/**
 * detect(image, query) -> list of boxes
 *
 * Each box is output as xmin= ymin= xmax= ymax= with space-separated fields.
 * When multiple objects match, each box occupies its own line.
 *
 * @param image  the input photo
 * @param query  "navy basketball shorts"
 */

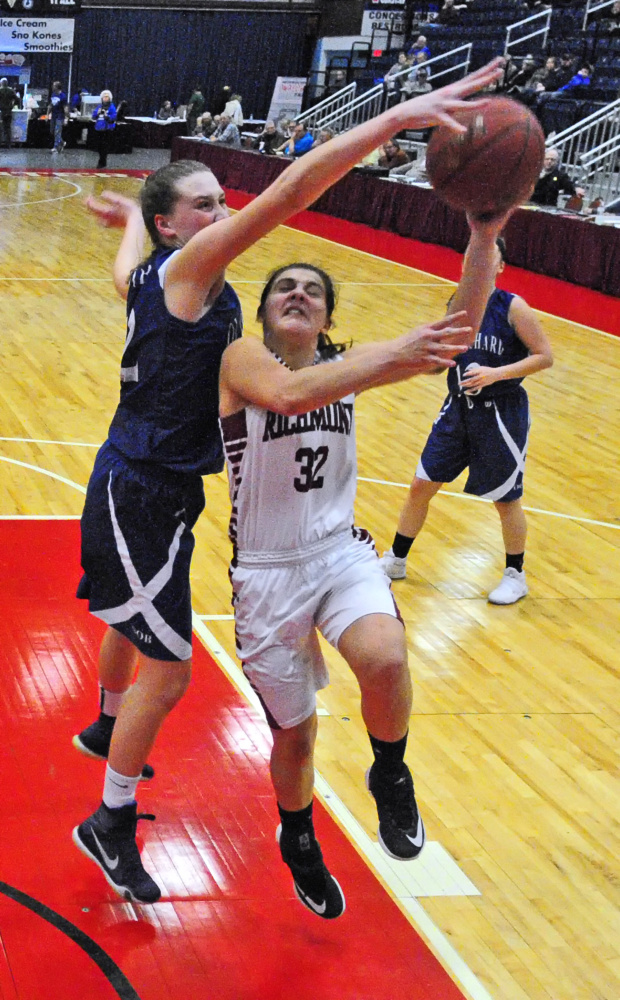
xmin=78 ymin=443 xmax=205 ymax=661
xmin=416 ymin=388 xmax=530 ymax=502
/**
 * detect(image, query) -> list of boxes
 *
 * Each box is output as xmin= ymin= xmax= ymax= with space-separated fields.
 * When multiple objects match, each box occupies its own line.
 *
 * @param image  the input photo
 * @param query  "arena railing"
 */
xmin=578 ymin=132 xmax=620 ymax=204
xmin=582 ymin=0 xmax=618 ymax=31
xmin=295 ymin=82 xmax=358 ymax=131
xmin=504 ymin=8 xmax=552 ymax=57
xmin=546 ymin=98 xmax=620 ymax=174
xmin=311 ymin=44 xmax=473 ymax=136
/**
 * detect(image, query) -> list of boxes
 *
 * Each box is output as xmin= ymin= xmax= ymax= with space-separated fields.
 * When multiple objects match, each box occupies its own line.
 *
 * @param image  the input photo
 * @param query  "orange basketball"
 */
xmin=426 ymin=96 xmax=545 ymax=217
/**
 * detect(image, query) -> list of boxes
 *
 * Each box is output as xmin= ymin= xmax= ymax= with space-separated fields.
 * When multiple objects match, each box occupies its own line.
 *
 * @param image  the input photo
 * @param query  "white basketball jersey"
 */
xmin=221 ymin=358 xmax=357 ymax=563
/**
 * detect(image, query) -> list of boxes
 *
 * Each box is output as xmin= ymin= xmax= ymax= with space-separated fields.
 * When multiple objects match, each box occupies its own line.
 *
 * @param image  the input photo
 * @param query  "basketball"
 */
xmin=426 ymin=96 xmax=545 ymax=217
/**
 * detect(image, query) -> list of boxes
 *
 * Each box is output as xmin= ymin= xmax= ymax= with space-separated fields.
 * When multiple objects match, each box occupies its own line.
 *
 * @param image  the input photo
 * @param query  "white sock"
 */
xmin=103 ymin=764 xmax=140 ymax=809
xmin=100 ymin=686 xmax=126 ymax=718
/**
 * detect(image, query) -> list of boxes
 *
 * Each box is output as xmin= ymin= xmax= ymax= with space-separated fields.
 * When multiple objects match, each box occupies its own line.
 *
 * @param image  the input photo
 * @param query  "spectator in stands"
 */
xmin=408 ymin=35 xmax=431 ymax=62
xmin=402 ymin=66 xmax=433 ymax=100
xmin=47 ymin=80 xmax=68 ymax=154
xmin=389 ymin=153 xmax=428 ymax=182
xmin=378 ymin=138 xmax=409 ymax=170
xmin=199 ymin=112 xmax=217 ymax=137
xmin=529 ymin=56 xmax=560 ymax=91
xmin=558 ymin=63 xmax=592 ymax=94
xmin=92 ymin=89 xmax=117 ymax=169
xmin=0 ymin=77 xmax=18 ymax=148
xmin=590 ymin=0 xmax=620 ymax=32
xmin=530 ymin=147 xmax=584 ymax=206
xmin=224 ymin=93 xmax=244 ymax=127
xmin=157 ymin=101 xmax=174 ymax=121
xmin=253 ymin=119 xmax=285 ymax=154
xmin=385 ymin=52 xmax=412 ymax=104
xmin=506 ymin=54 xmax=538 ymax=93
xmin=555 ymin=52 xmax=577 ymax=89
xmin=326 ymin=69 xmax=347 ymax=97
xmin=209 ymin=113 xmax=241 ymax=148
xmin=438 ymin=0 xmax=468 ymax=26
xmin=186 ymin=85 xmax=205 ymax=136
xmin=276 ymin=122 xmax=314 ymax=157
xmin=313 ymin=128 xmax=334 ymax=147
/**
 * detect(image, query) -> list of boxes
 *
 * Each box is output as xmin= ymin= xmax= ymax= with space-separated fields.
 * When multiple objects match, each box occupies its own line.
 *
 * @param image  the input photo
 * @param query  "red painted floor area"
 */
xmin=0 ymin=520 xmax=467 ymax=1000
xmin=225 ymin=188 xmax=620 ymax=337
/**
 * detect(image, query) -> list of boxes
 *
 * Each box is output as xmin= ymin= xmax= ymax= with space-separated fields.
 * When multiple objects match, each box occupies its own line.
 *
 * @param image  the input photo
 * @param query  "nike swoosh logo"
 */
xmin=92 ymin=829 xmax=120 ymax=870
xmin=405 ymin=818 xmax=425 ymax=848
xmin=295 ymin=883 xmax=326 ymax=915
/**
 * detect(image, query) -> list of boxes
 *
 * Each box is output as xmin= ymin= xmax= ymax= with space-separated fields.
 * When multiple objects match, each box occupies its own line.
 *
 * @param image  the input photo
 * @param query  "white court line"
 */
xmin=0 ymin=277 xmax=110 ymax=283
xmin=192 ymin=614 xmax=492 ymax=1000
xmin=0 ymin=440 xmax=617 ymax=532
xmin=0 ymin=175 xmax=82 ymax=209
xmin=0 ymin=514 xmax=81 ymax=519
xmin=0 ymin=456 xmax=86 ymax=494
xmin=358 ymin=477 xmax=620 ymax=531
xmin=195 ymin=614 xmax=235 ymax=621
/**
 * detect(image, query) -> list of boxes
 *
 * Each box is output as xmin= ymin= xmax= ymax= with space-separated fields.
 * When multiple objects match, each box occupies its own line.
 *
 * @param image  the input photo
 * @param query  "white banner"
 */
xmin=362 ymin=10 xmax=406 ymax=37
xmin=0 ymin=17 xmax=74 ymax=52
xmin=266 ymin=77 xmax=306 ymax=126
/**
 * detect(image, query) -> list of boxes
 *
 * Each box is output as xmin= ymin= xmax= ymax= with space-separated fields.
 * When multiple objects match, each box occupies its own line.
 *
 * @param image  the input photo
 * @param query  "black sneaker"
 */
xmin=73 ymin=714 xmax=155 ymax=781
xmin=277 ymin=824 xmax=345 ymax=919
xmin=366 ymin=763 xmax=426 ymax=860
xmin=73 ymin=801 xmax=161 ymax=904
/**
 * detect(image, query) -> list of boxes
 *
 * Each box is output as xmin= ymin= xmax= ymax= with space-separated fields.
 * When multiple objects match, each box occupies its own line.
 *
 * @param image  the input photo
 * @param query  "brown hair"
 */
xmin=140 ymin=160 xmax=214 ymax=246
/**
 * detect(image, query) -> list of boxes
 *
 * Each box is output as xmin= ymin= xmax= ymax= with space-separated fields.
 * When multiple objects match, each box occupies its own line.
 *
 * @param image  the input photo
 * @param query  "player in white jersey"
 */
xmin=219 ymin=239 xmax=507 ymax=918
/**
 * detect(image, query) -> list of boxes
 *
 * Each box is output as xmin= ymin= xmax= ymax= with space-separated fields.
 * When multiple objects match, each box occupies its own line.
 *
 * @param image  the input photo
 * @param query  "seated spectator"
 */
xmin=530 ymin=148 xmax=584 ymax=206
xmin=378 ymin=138 xmax=409 ymax=170
xmin=506 ymin=54 xmax=538 ymax=92
xmin=385 ymin=52 xmax=412 ymax=100
xmin=401 ymin=66 xmax=432 ymax=99
xmin=197 ymin=111 xmax=217 ymax=137
xmin=209 ymin=113 xmax=241 ymax=147
xmin=590 ymin=0 xmax=620 ymax=31
xmin=437 ymin=0 xmax=468 ymax=25
xmin=555 ymin=52 xmax=577 ymax=89
xmin=253 ymin=119 xmax=285 ymax=154
xmin=224 ymin=93 xmax=244 ymax=126
xmin=313 ymin=128 xmax=334 ymax=147
xmin=389 ymin=153 xmax=428 ymax=182
xmin=157 ymin=101 xmax=174 ymax=121
xmin=407 ymin=35 xmax=430 ymax=62
xmin=528 ymin=56 xmax=560 ymax=91
xmin=276 ymin=122 xmax=314 ymax=157
xmin=558 ymin=63 xmax=592 ymax=94
xmin=325 ymin=69 xmax=347 ymax=97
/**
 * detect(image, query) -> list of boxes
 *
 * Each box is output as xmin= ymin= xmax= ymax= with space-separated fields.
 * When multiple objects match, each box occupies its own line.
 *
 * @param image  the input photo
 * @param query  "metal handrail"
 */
xmin=577 ymin=133 xmax=620 ymax=203
xmin=314 ymin=44 xmax=472 ymax=134
xmin=504 ymin=8 xmax=552 ymax=55
xmin=295 ymin=82 xmax=357 ymax=127
xmin=583 ymin=0 xmax=617 ymax=30
xmin=546 ymin=98 xmax=620 ymax=146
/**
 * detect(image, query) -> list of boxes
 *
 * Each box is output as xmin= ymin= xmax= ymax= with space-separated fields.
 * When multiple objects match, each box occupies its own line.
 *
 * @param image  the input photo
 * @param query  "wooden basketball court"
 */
xmin=0 ymin=168 xmax=618 ymax=1000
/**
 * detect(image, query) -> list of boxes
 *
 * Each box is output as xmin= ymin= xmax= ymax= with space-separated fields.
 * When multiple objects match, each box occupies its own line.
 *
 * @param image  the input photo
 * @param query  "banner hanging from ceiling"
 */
xmin=0 ymin=16 xmax=74 ymax=51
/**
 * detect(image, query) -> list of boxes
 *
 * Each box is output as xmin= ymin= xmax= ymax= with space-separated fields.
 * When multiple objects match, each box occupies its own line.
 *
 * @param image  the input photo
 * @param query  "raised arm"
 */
xmin=219 ymin=312 xmax=474 ymax=417
xmin=85 ymin=192 xmax=146 ymax=300
xmin=447 ymin=210 xmax=513 ymax=335
xmin=168 ymin=59 xmax=504 ymax=316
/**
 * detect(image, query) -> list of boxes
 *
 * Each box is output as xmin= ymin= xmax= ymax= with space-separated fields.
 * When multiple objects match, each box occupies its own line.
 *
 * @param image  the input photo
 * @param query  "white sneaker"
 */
xmin=488 ymin=567 xmax=528 ymax=605
xmin=380 ymin=548 xmax=408 ymax=580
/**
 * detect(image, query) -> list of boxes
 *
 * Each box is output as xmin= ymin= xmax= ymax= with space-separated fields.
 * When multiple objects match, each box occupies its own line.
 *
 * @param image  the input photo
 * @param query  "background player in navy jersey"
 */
xmin=381 ymin=231 xmax=553 ymax=604
xmin=218 ymin=235 xmax=508 ymax=918
xmin=71 ymin=57 xmax=504 ymax=906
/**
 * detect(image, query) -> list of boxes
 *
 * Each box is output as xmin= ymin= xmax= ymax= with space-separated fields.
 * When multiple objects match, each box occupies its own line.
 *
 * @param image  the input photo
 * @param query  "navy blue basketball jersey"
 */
xmin=447 ymin=289 xmax=528 ymax=399
xmin=108 ymin=248 xmax=242 ymax=475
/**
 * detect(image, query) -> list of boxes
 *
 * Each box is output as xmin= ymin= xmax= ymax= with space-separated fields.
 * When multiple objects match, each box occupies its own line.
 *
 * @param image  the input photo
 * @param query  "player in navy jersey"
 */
xmin=381 ymin=230 xmax=553 ymax=604
xmin=70 ymin=57 xmax=505 ymax=905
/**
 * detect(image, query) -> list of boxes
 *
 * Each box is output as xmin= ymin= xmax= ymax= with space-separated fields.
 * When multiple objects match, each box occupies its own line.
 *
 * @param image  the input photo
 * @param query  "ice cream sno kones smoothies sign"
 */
xmin=0 ymin=17 xmax=74 ymax=52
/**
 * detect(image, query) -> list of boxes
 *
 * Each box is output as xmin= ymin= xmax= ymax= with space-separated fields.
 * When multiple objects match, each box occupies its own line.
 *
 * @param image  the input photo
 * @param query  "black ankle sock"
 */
xmin=368 ymin=731 xmax=408 ymax=774
xmin=392 ymin=532 xmax=414 ymax=559
xmin=506 ymin=552 xmax=524 ymax=573
xmin=278 ymin=801 xmax=314 ymax=834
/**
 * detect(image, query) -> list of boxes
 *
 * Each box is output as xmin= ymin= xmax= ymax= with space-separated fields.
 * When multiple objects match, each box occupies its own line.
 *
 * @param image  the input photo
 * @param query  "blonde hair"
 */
xmin=100 ymin=89 xmax=113 ymax=101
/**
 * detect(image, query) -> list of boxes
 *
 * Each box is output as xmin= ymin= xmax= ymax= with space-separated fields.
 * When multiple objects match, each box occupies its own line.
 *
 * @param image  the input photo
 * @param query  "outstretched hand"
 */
xmin=398 ymin=311 xmax=474 ymax=373
xmin=402 ymin=58 xmax=504 ymax=132
xmin=86 ymin=191 xmax=141 ymax=228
